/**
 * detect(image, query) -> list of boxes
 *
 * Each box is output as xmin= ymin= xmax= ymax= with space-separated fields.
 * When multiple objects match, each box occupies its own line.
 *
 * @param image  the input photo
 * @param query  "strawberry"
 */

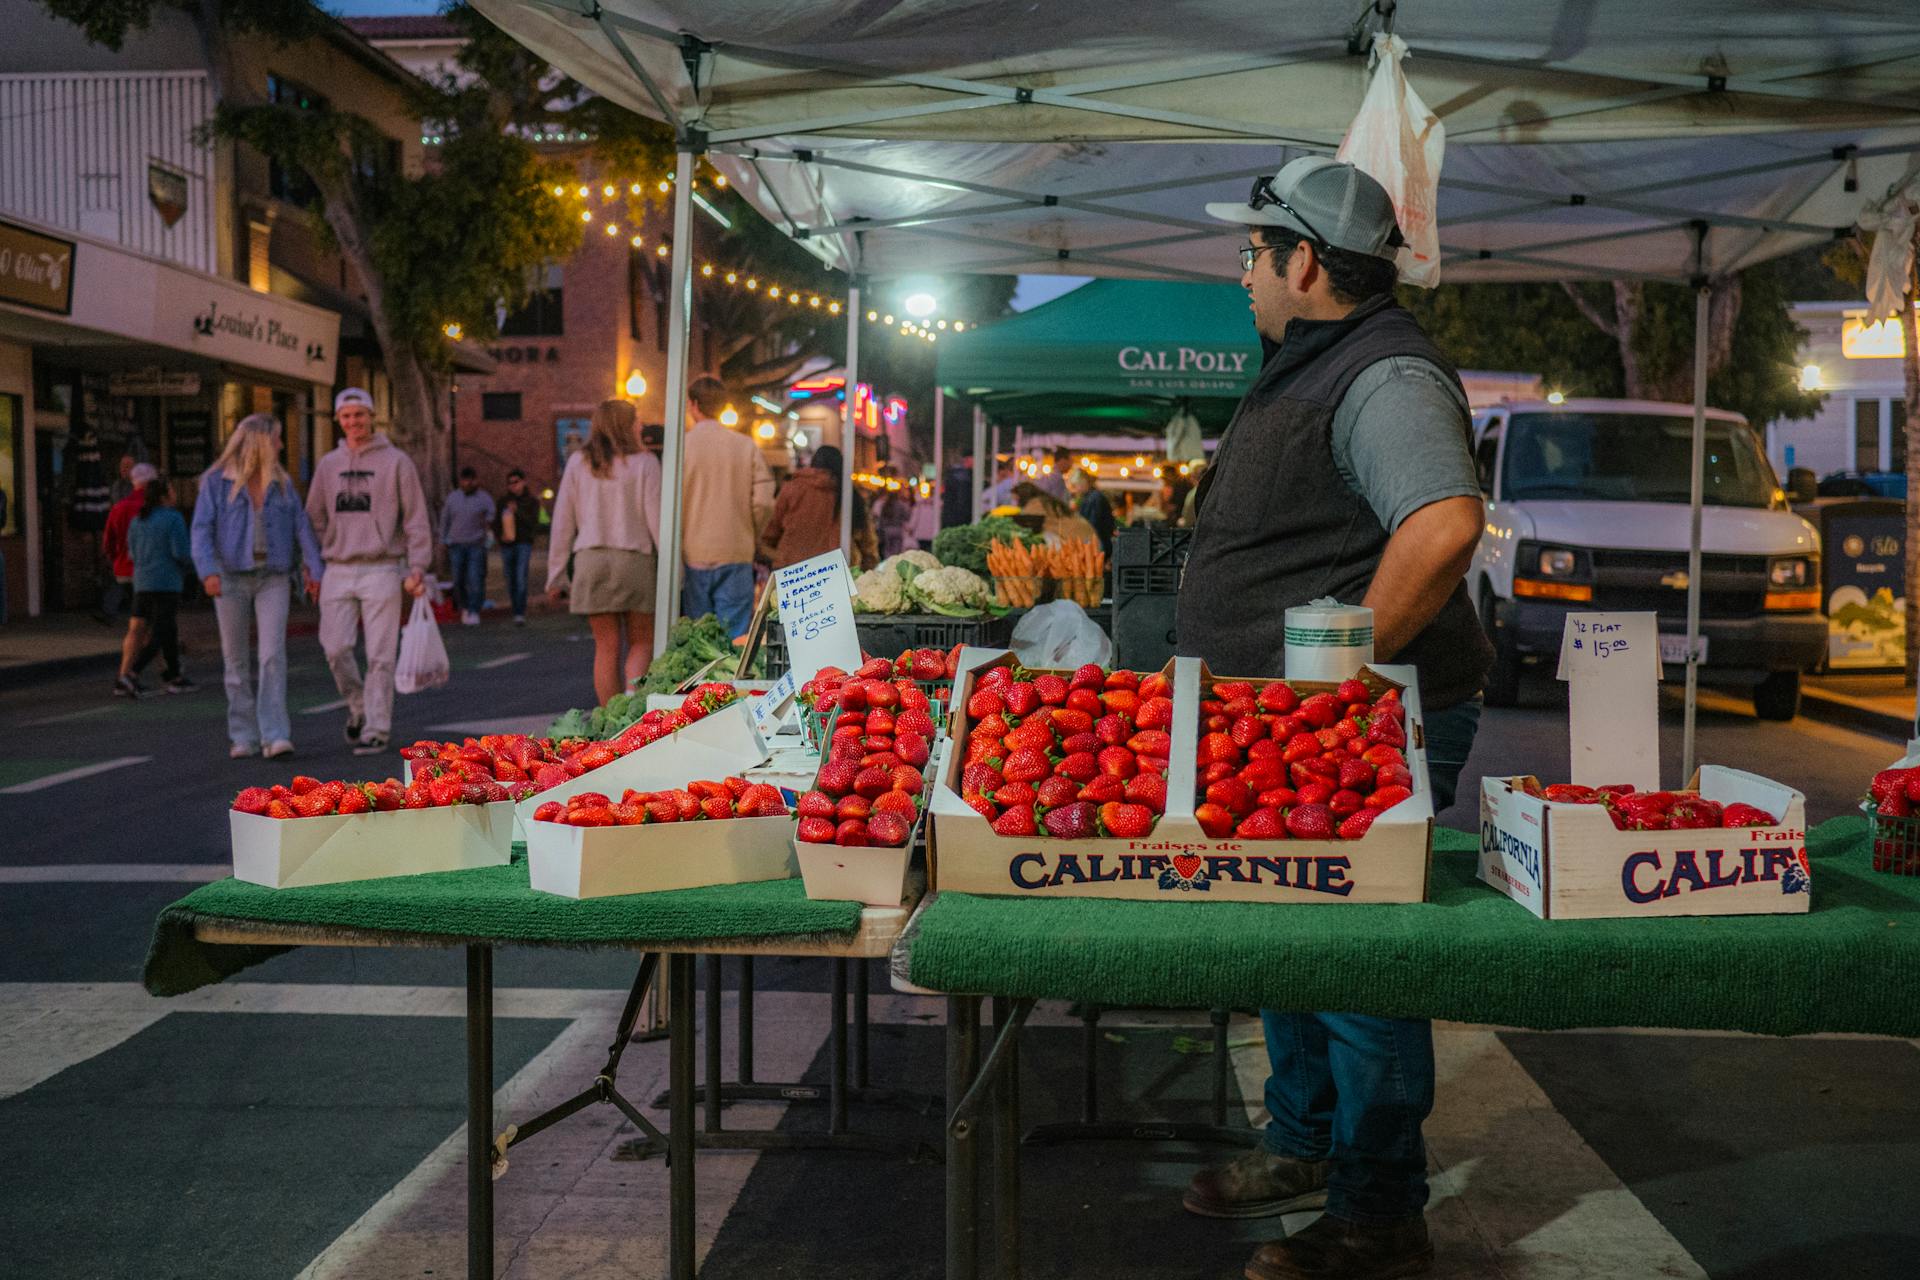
xmin=737 ymin=784 xmax=786 ymax=817
xmin=1364 ymin=715 xmax=1406 ymax=748
xmin=910 ymin=648 xmax=947 ymax=682
xmin=890 ymin=766 xmax=926 ymax=796
xmin=1328 ymin=789 xmax=1364 ymax=817
xmin=1043 ymin=800 xmax=1098 ymax=839
xmin=701 ymin=795 xmax=735 ymax=820
xmin=899 ymin=683 xmax=931 ymax=716
xmin=1069 ymin=663 xmax=1104 ymax=692
xmin=1065 ymin=689 xmax=1105 ymax=721
xmin=1137 ymin=672 xmax=1172 ymax=700
xmin=798 ymin=789 xmax=838 ymax=819
xmin=1377 ymin=764 xmax=1414 ymax=791
xmin=894 ymin=733 xmax=932 ymax=768
xmin=872 ymin=790 xmax=919 ymax=818
xmin=836 ymin=794 xmax=873 ymax=821
xmin=1228 ymin=715 xmax=1266 ymax=749
xmin=428 ymin=774 xmax=465 ymax=807
xmin=978 ymin=664 xmax=1014 ymax=689
xmin=1095 ymin=714 xmax=1132 ymax=746
xmin=1721 ymin=802 xmax=1778 ymax=828
xmin=1872 ymin=768 xmax=1915 ymax=804
xmin=1100 ymin=689 xmax=1140 ymax=718
xmin=1256 ymin=786 xmax=1298 ymax=809
xmin=1004 ymin=721 xmax=1054 ymax=753
xmin=1542 ymin=784 xmax=1603 ymax=804
xmin=1335 ymin=678 xmax=1371 ymax=706
xmin=1281 ymin=733 xmax=1321 ymax=765
xmin=817 ymin=760 xmax=860 ymax=797
xmin=1098 ymin=802 xmax=1154 ymax=838
xmin=644 ymin=799 xmax=680 ymax=823
xmin=1337 ymin=809 xmax=1380 ymax=840
xmin=896 ymin=709 xmax=938 ymax=739
xmin=232 ymin=787 xmax=272 ymax=815
xmin=1050 ymin=708 xmax=1094 ymax=736
xmin=667 ymin=789 xmax=701 ymax=820
xmin=1365 ymin=785 xmax=1413 ymax=811
xmin=1037 ymin=775 xmax=1080 ymax=808
xmin=1096 ymin=746 xmax=1138 ymax=779
xmin=867 ymin=812 xmax=912 ymax=847
xmin=1056 ymin=751 xmax=1099 ymax=782
xmin=1256 ymin=682 xmax=1300 ymax=714
xmin=1201 ymin=760 xmax=1238 ymax=788
xmin=991 ymin=804 xmax=1039 ymax=837
xmin=533 ymin=800 xmax=564 ymax=822
xmin=1105 ymin=669 xmax=1141 ymax=691
xmin=567 ymin=806 xmax=617 ymax=826
xmin=867 ymin=681 xmax=900 ymax=710
xmin=1297 ymin=693 xmax=1342 ymax=729
xmin=265 ymin=799 xmax=298 ymax=819
xmin=1205 ymin=776 xmax=1253 ymax=815
xmin=967 ymin=688 xmax=1006 ymax=719
xmin=835 ymin=818 xmax=873 ymax=846
xmin=1002 ymin=749 xmax=1051 ymax=784
xmin=1079 ymin=775 xmax=1126 ymax=804
xmin=1135 ymin=697 xmax=1174 ymax=730
xmin=289 ymin=774 xmax=324 ymax=796
xmin=994 ymin=779 xmax=1036 ymax=808
xmin=292 ymin=791 xmax=336 ymax=818
xmin=1003 ymin=682 xmax=1041 ymax=717
xmin=1613 ymin=794 xmax=1671 ymax=830
xmin=1194 ymin=802 xmax=1234 ymax=838
xmin=337 ymin=786 xmax=372 ymax=815
xmin=1060 ymin=732 xmax=1104 ymax=756
xmin=966 ymin=733 xmax=1007 ymax=764
xmin=966 ymin=793 xmax=1002 ymax=821
xmin=1246 ymin=738 xmax=1282 ymax=760
xmin=1033 ymin=673 xmax=1069 ymax=705
xmin=1284 ymin=803 xmax=1334 ymax=840
xmin=1240 ymin=757 xmax=1286 ymax=792
xmin=576 ymin=744 xmax=617 ymax=770
xmin=1235 ymin=807 xmax=1284 ymax=840
xmin=1878 ymin=791 xmax=1911 ymax=817
xmin=1666 ymin=796 xmax=1723 ymax=829
xmin=1123 ymin=772 xmax=1167 ymax=813
xmin=1198 ymin=732 xmax=1240 ymax=766
xmin=1337 ymin=758 xmax=1376 ymax=792
xmin=533 ymin=763 xmax=570 ymax=791
xmin=865 ymin=709 xmax=897 ymax=736
xmin=857 ymin=658 xmax=894 ymax=681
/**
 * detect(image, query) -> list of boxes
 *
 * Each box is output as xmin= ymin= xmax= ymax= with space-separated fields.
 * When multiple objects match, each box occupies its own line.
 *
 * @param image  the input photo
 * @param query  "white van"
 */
xmin=1469 ymin=399 xmax=1825 ymax=720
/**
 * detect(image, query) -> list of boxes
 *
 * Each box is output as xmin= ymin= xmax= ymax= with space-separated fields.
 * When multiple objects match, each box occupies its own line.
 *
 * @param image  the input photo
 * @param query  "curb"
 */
xmin=1799 ymin=688 xmax=1912 ymax=742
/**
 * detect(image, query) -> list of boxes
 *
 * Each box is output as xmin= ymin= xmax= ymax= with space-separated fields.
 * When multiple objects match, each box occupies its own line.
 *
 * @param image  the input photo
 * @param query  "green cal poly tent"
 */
xmin=937 ymin=279 xmax=1260 ymax=435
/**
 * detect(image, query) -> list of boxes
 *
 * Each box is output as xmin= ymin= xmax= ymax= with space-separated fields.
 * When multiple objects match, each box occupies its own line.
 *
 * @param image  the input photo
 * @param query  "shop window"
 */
xmin=266 ymin=75 xmax=327 ymax=206
xmin=1854 ymin=399 xmax=1880 ymax=472
xmin=482 ymin=393 xmax=523 ymax=421
xmin=1893 ymin=399 xmax=1908 ymax=470
xmin=501 ymin=265 xmax=564 ymax=336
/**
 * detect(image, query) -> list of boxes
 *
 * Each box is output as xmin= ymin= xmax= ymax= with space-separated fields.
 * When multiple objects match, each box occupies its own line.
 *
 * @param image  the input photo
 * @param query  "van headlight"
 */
xmin=1768 ymin=556 xmax=1813 ymax=588
xmin=1522 ymin=542 xmax=1590 ymax=578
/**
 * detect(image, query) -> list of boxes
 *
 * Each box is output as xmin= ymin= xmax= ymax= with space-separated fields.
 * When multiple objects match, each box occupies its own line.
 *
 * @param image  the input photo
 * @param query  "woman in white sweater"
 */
xmin=546 ymin=399 xmax=663 ymax=703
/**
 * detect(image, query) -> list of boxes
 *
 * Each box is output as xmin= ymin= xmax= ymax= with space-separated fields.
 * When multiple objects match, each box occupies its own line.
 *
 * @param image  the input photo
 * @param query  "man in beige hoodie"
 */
xmin=679 ymin=374 xmax=773 ymax=639
xmin=306 ymin=388 xmax=432 ymax=755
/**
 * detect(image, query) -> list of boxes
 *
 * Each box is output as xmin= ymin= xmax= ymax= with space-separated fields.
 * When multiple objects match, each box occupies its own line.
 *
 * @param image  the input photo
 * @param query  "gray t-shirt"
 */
xmin=1330 ymin=356 xmax=1481 ymax=532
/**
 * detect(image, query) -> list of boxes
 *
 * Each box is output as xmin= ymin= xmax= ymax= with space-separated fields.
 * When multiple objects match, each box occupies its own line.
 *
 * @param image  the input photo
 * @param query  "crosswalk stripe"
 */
xmin=0 ymin=755 xmax=151 ymax=794
xmin=474 ymin=652 xmax=532 ymax=669
xmin=0 ymin=864 xmax=228 ymax=883
xmin=18 ymin=705 xmax=118 ymax=728
xmin=301 ymin=698 xmax=349 ymax=715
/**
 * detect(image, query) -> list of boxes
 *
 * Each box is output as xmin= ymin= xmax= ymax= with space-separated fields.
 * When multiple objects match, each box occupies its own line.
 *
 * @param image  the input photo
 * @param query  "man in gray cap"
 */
xmin=1176 ymin=156 xmax=1491 ymax=1279
xmin=306 ymin=387 xmax=431 ymax=755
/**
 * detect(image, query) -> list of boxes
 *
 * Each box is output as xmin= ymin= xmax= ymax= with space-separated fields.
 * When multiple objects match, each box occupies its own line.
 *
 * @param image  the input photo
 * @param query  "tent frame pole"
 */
xmin=653 ymin=146 xmax=697 ymax=657
xmin=971 ymin=406 xmax=986 ymax=518
xmin=843 ymin=277 xmax=862 ymax=554
xmin=933 ymin=389 xmax=945 ymax=523
xmin=1682 ymin=226 xmax=1710 ymax=785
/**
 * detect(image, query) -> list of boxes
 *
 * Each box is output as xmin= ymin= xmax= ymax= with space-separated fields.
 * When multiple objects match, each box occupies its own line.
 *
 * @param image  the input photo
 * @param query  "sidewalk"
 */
xmin=1801 ymin=672 xmax=1916 ymax=742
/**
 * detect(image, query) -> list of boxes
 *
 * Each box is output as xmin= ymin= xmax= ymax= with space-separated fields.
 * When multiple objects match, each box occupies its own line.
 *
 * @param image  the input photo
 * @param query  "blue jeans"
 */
xmin=1259 ymin=696 xmax=1482 ymax=1224
xmin=681 ymin=562 xmax=754 ymax=639
xmin=500 ymin=542 xmax=533 ymax=618
xmin=448 ymin=542 xmax=487 ymax=614
xmin=213 ymin=570 xmax=292 ymax=749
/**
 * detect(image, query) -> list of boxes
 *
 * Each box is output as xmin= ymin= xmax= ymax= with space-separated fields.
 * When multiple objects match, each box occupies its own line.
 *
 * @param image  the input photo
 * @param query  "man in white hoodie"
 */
xmin=306 ymin=388 xmax=432 ymax=755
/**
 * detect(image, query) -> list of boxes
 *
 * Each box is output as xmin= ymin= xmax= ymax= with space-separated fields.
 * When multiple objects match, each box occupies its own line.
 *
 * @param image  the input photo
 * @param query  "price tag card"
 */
xmin=752 ymin=670 xmax=799 ymax=734
xmin=773 ymin=549 xmax=863 ymax=689
xmin=1556 ymin=612 xmax=1660 ymax=791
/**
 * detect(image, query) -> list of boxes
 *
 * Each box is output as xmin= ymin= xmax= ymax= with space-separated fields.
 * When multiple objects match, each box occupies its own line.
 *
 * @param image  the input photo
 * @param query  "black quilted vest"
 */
xmin=1176 ymin=294 xmax=1493 ymax=708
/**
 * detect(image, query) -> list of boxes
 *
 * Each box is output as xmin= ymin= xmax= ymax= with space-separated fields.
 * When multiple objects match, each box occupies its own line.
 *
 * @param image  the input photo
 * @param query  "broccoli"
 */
xmin=933 ymin=517 xmax=1042 ymax=578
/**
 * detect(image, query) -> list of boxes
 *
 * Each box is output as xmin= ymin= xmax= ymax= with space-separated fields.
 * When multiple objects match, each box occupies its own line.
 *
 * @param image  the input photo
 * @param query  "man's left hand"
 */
xmin=404 ymin=572 xmax=426 ymax=598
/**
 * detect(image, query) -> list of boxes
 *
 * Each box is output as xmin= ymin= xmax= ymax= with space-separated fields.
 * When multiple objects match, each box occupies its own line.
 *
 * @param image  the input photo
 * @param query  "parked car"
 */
xmin=1815 ymin=470 xmax=1907 ymax=500
xmin=1469 ymin=399 xmax=1825 ymax=720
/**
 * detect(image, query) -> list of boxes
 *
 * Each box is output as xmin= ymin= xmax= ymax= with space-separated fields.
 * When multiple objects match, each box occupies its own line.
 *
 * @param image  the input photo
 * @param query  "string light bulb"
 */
xmin=829 ymin=302 xmax=841 ymax=315
xmin=655 ymin=243 xmax=669 ymax=257
xmin=551 ymin=184 xmax=565 ymax=197
xmin=701 ymin=264 xmax=714 ymax=277
xmin=624 ymin=371 xmax=648 ymax=397
xmin=576 ymin=184 xmax=589 ymax=198
xmin=601 ymin=183 xmax=615 ymax=198
xmin=657 ymin=179 xmax=671 ymax=193
xmin=953 ymin=322 xmax=965 ymax=332
xmin=719 ymin=406 xmax=740 ymax=427
xmin=605 ymin=222 xmax=619 ymax=235
xmin=630 ymin=234 xmax=644 ymax=247
xmin=883 ymin=314 xmax=895 ymax=325
xmin=746 ymin=277 xmax=759 ymax=290
xmin=714 ymin=173 xmax=728 ymax=187
xmin=809 ymin=296 xmax=821 ymax=308
xmin=866 ymin=310 xmax=878 ymax=321
xmin=726 ymin=272 xmax=739 ymax=284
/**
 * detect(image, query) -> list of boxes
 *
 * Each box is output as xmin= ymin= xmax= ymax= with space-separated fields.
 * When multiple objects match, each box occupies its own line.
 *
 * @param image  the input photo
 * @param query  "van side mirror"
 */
xmin=1786 ymin=467 xmax=1818 ymax=505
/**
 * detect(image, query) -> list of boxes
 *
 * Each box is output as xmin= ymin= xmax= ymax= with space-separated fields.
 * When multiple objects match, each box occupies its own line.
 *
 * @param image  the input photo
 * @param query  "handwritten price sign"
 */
xmin=1558 ymin=612 xmax=1659 ymax=791
xmin=773 ymin=550 xmax=862 ymax=688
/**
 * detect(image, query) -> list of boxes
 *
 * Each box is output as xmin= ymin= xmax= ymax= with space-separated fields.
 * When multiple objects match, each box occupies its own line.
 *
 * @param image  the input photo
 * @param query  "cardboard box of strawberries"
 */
xmin=928 ymin=650 xmax=1436 ymax=903
xmin=791 ymin=673 xmax=941 ymax=905
xmin=1479 ymin=767 xmax=1809 ymax=920
xmin=526 ymin=777 xmax=796 ymax=898
xmin=227 ymin=771 xmax=515 ymax=888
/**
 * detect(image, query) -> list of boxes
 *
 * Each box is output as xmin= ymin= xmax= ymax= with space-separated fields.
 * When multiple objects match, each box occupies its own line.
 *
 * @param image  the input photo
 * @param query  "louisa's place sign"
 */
xmin=1115 ymin=343 xmax=1257 ymax=395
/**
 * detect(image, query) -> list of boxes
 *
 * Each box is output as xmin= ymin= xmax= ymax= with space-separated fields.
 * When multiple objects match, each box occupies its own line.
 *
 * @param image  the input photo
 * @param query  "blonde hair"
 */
xmin=213 ymin=413 xmax=291 ymax=501
xmin=586 ymin=399 xmax=640 ymax=478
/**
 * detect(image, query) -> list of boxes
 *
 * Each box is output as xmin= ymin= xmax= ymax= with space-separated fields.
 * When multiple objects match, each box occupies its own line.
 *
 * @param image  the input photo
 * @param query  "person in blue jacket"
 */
xmin=191 ymin=413 xmax=324 ymax=759
xmin=118 ymin=478 xmax=197 ymax=698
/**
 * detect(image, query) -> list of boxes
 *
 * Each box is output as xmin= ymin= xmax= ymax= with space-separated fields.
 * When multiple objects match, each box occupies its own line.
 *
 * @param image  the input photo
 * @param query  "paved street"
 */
xmin=2 ymin=611 xmax=1917 ymax=1279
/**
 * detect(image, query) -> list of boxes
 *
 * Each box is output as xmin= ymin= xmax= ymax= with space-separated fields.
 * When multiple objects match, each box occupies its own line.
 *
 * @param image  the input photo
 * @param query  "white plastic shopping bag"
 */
xmin=1011 ymin=599 xmax=1113 ymax=670
xmin=1337 ymin=33 xmax=1444 ymax=288
xmin=1860 ymin=186 xmax=1918 ymax=322
xmin=395 ymin=593 xmax=451 ymax=694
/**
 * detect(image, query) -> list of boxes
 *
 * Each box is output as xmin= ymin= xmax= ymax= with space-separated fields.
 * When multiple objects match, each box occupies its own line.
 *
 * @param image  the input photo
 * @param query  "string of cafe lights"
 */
xmin=542 ymin=174 xmax=967 ymax=342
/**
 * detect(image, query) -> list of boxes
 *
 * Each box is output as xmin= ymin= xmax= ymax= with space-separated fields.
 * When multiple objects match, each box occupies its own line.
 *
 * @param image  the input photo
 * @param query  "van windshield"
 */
xmin=1500 ymin=412 xmax=1778 ymax=508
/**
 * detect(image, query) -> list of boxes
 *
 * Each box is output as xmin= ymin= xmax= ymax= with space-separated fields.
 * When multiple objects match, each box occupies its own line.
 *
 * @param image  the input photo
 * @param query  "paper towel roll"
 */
xmin=1284 ymin=600 xmax=1374 ymax=683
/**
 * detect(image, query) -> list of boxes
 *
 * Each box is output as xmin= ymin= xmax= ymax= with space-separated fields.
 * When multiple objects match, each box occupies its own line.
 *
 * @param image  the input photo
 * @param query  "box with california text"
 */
xmin=511 ymin=701 xmax=770 ymax=831
xmin=528 ymin=813 xmax=797 ymax=898
xmin=230 ymin=802 xmax=515 ymax=889
xmin=926 ymin=650 xmax=1434 ymax=902
xmin=1477 ymin=768 xmax=1810 ymax=919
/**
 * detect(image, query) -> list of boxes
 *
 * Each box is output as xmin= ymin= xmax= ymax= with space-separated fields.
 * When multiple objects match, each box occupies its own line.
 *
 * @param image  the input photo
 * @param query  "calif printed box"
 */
xmin=1478 ymin=767 xmax=1811 ymax=919
xmin=927 ymin=650 xmax=1435 ymax=903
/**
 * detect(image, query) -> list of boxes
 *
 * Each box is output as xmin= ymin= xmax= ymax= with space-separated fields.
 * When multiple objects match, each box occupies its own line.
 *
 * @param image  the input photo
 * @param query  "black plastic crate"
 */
xmin=1111 ymin=527 xmax=1192 ymax=670
xmin=764 ymin=614 xmax=1015 ymax=677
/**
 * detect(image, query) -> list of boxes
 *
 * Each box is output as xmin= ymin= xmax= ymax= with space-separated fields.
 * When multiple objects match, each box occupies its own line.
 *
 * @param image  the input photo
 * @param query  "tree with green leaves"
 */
xmin=42 ymin=0 xmax=585 ymax=499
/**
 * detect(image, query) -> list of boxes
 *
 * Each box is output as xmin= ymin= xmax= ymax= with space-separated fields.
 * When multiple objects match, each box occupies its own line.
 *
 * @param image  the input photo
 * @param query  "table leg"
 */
xmin=853 ymin=959 xmax=870 ymax=1090
xmin=737 ymin=956 xmax=754 ymax=1085
xmin=669 ymin=953 xmax=696 ymax=1280
xmin=946 ymin=994 xmax=980 ymax=1280
xmin=466 ymin=944 xmax=493 ymax=1280
xmin=1211 ymin=1008 xmax=1230 ymax=1127
xmin=704 ymin=954 xmax=723 ymax=1134
xmin=991 ymin=997 xmax=1021 ymax=1279
xmin=830 ymin=957 xmax=849 ymax=1136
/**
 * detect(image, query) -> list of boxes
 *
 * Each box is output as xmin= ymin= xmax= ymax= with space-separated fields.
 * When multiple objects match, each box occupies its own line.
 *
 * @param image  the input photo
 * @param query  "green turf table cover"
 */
xmin=145 ymin=847 xmax=866 ymax=997
xmin=902 ymin=817 xmax=1920 ymax=1037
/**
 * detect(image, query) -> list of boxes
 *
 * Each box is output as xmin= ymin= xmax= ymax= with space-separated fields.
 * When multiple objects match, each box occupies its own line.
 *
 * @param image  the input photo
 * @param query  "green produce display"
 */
xmin=547 ymin=614 xmax=758 ymax=740
xmin=933 ymin=516 xmax=1044 ymax=578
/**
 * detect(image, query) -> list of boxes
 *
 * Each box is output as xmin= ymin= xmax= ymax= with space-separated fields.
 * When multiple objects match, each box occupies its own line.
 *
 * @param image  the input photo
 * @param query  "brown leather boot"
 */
xmin=1245 ymin=1212 xmax=1433 ymax=1280
xmin=1183 ymin=1148 xmax=1330 ymax=1219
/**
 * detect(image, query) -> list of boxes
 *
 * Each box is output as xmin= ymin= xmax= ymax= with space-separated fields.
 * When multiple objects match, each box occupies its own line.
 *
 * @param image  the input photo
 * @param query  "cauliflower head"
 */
xmin=880 ymin=549 xmax=942 ymax=577
xmin=913 ymin=565 xmax=992 ymax=609
xmin=852 ymin=568 xmax=909 ymax=614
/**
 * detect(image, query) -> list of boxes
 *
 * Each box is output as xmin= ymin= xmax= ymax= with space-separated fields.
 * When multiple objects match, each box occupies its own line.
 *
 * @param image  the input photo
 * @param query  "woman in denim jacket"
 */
xmin=191 ymin=414 xmax=324 ymax=759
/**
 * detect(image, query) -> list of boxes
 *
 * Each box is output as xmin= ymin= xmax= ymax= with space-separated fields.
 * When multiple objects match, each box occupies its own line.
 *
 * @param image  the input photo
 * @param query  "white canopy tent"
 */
xmin=474 ymin=0 xmax=1920 ymax=780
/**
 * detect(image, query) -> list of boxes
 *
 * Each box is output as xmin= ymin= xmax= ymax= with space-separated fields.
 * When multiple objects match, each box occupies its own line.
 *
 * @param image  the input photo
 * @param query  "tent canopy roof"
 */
xmin=476 ymin=0 xmax=1920 ymax=284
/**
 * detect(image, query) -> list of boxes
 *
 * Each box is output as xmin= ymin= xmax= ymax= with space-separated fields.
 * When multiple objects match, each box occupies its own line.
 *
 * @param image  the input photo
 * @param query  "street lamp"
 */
xmin=904 ymin=292 xmax=937 ymax=318
xmin=624 ymin=371 xmax=648 ymax=397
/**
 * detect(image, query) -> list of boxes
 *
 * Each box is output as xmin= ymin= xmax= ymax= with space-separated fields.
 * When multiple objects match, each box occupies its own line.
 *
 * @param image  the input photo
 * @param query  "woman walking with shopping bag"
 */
xmin=546 ymin=398 xmax=662 ymax=704
xmin=191 ymin=414 xmax=323 ymax=759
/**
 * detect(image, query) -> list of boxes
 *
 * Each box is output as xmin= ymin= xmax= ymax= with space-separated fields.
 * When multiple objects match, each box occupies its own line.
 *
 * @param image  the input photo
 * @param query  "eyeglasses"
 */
xmin=1247 ymin=175 xmax=1334 ymax=250
xmin=1238 ymin=243 xmax=1284 ymax=271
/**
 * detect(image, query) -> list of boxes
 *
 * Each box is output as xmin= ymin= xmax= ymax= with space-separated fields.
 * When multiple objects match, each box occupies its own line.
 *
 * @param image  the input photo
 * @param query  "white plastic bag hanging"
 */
xmin=1010 ymin=599 xmax=1113 ymax=670
xmin=395 ymin=593 xmax=451 ymax=694
xmin=1860 ymin=187 xmax=1918 ymax=321
xmin=1336 ymin=33 xmax=1444 ymax=288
